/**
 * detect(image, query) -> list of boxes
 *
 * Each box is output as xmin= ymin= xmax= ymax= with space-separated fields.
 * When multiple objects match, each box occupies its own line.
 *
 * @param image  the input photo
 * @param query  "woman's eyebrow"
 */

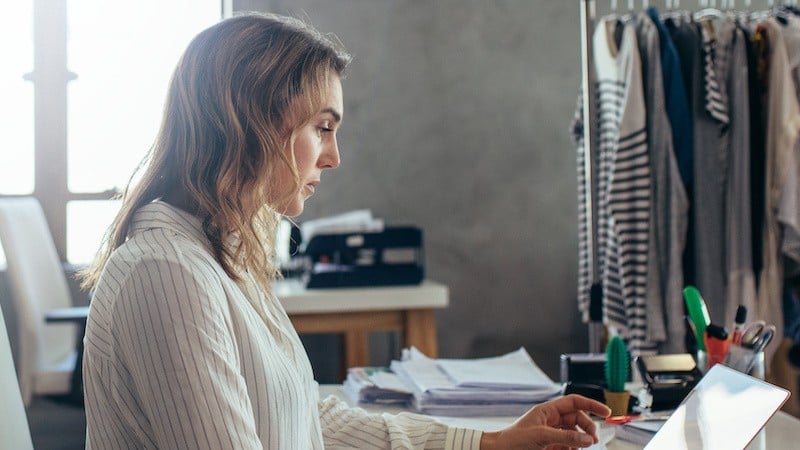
xmin=320 ymin=107 xmax=342 ymax=123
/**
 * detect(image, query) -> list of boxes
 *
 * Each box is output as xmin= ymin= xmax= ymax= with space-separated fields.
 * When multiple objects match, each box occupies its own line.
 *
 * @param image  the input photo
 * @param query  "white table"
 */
xmin=319 ymin=385 xmax=800 ymax=449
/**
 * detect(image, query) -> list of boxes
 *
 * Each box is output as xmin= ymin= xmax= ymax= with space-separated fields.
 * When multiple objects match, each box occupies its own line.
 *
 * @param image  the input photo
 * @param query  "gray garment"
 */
xmin=683 ymin=18 xmax=730 ymax=325
xmin=757 ymin=18 xmax=800 ymax=366
xmin=778 ymin=16 xmax=800 ymax=278
xmin=636 ymin=13 xmax=689 ymax=353
xmin=718 ymin=19 xmax=757 ymax=328
xmin=783 ymin=15 xmax=800 ymax=105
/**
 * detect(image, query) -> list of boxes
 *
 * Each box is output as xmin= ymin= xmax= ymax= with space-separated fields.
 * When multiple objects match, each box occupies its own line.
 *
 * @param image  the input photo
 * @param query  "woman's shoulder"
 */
xmin=93 ymin=226 xmax=226 ymax=304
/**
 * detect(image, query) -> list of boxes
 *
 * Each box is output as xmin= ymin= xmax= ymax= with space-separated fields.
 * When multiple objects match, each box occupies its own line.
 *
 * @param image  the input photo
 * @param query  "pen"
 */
xmin=731 ymin=305 xmax=748 ymax=345
xmin=684 ymin=286 xmax=711 ymax=351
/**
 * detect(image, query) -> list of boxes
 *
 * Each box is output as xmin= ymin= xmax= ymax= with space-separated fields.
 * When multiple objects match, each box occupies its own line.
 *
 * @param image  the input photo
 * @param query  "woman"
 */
xmin=80 ymin=12 xmax=610 ymax=449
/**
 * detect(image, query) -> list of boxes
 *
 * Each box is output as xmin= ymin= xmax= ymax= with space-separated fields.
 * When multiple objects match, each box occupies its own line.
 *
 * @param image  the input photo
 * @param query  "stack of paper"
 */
xmin=342 ymin=367 xmax=413 ymax=405
xmin=299 ymin=209 xmax=384 ymax=244
xmin=390 ymin=347 xmax=561 ymax=417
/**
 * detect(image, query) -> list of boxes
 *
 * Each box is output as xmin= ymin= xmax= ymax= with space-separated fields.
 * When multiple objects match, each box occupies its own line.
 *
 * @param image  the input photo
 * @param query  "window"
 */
xmin=0 ymin=0 xmax=225 ymax=265
xmin=0 ymin=1 xmax=34 ymax=197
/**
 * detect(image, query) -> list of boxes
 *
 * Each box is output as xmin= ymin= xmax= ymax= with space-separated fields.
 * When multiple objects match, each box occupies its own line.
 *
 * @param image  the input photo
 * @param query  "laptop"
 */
xmin=644 ymin=363 xmax=790 ymax=449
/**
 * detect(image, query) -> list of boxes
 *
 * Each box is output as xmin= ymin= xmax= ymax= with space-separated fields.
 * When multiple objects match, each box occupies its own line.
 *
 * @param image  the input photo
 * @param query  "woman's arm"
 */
xmin=319 ymin=393 xmax=609 ymax=450
xmin=113 ymin=258 xmax=262 ymax=449
xmin=319 ymin=395 xmax=481 ymax=449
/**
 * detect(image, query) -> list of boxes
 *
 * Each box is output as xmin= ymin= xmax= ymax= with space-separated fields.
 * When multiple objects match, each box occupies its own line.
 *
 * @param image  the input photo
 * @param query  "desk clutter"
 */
xmin=683 ymin=285 xmax=774 ymax=378
xmin=343 ymin=347 xmax=561 ymax=417
xmin=611 ymin=364 xmax=791 ymax=448
xmin=278 ymin=210 xmax=424 ymax=288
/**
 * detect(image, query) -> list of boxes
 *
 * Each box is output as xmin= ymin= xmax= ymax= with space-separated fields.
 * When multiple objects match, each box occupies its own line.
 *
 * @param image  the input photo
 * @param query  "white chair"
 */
xmin=0 ymin=304 xmax=35 ymax=449
xmin=0 ymin=197 xmax=79 ymax=406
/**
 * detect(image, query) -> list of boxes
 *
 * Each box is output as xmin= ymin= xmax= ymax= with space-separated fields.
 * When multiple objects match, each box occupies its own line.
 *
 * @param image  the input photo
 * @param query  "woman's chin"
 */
xmin=280 ymin=202 xmax=305 ymax=218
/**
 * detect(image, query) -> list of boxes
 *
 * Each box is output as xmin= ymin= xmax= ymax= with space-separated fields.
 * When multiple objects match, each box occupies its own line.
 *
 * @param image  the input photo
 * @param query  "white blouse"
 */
xmin=83 ymin=201 xmax=481 ymax=449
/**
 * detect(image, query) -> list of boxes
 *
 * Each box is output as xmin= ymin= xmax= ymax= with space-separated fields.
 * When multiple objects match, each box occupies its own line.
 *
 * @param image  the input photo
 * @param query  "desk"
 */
xmin=274 ymin=279 xmax=448 ymax=369
xmin=47 ymin=279 xmax=448 ymax=380
xmin=318 ymin=385 xmax=800 ymax=449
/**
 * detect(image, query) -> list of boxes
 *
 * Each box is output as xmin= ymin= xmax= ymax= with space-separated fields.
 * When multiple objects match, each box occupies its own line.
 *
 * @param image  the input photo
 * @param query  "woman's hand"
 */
xmin=479 ymin=394 xmax=611 ymax=450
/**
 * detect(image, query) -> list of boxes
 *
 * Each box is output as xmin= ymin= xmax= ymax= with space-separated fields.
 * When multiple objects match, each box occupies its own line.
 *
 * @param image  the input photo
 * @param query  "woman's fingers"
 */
xmin=535 ymin=427 xmax=596 ymax=448
xmin=558 ymin=394 xmax=612 ymax=418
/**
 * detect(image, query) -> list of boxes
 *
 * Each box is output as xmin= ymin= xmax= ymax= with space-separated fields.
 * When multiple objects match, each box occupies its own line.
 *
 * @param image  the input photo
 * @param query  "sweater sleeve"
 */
xmin=112 ymin=257 xmax=262 ymax=449
xmin=318 ymin=395 xmax=482 ymax=450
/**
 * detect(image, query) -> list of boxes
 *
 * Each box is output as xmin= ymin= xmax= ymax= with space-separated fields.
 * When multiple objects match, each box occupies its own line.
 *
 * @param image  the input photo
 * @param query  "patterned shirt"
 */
xmin=83 ymin=200 xmax=481 ymax=449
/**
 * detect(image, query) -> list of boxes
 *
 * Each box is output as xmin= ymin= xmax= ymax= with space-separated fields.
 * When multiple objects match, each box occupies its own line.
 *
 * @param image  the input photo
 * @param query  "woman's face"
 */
xmin=274 ymin=74 xmax=343 ymax=217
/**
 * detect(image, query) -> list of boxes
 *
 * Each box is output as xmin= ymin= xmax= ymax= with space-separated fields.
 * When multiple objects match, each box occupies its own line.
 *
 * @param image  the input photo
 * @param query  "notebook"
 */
xmin=644 ymin=363 xmax=790 ymax=449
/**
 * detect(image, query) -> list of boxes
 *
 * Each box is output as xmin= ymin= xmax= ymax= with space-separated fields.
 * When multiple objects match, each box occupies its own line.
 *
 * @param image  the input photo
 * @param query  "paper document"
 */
xmin=437 ymin=347 xmax=555 ymax=389
xmin=300 ymin=209 xmax=384 ymax=243
xmin=389 ymin=347 xmax=561 ymax=416
xmin=343 ymin=367 xmax=413 ymax=405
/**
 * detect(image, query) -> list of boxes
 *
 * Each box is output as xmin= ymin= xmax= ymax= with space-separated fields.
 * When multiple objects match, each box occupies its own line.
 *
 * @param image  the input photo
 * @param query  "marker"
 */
xmin=683 ymin=286 xmax=711 ymax=351
xmin=731 ymin=305 xmax=748 ymax=345
xmin=703 ymin=323 xmax=730 ymax=368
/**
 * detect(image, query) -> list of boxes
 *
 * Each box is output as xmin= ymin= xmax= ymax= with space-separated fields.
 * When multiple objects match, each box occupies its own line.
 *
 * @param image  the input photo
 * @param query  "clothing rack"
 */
xmin=576 ymin=0 xmax=798 ymax=354
xmin=579 ymin=0 xmax=602 ymax=353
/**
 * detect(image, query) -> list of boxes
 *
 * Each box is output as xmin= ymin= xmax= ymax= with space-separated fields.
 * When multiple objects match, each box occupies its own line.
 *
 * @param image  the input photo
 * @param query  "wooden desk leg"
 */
xmin=343 ymin=330 xmax=370 ymax=372
xmin=404 ymin=309 xmax=438 ymax=358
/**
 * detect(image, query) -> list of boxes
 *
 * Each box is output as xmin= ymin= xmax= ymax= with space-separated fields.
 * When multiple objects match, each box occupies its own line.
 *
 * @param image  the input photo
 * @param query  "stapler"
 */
xmin=636 ymin=353 xmax=701 ymax=411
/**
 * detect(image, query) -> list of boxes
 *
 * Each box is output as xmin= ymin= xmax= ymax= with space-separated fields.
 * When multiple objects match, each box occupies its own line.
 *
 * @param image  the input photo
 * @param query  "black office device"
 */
xmin=301 ymin=226 xmax=424 ymax=288
xmin=636 ymin=353 xmax=701 ymax=411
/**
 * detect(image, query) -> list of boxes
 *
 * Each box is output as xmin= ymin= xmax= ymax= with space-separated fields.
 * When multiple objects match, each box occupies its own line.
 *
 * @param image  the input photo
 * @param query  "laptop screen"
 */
xmin=644 ymin=363 xmax=789 ymax=449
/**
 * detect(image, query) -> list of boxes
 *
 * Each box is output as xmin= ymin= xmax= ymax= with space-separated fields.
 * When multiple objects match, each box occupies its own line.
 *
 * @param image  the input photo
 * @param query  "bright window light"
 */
xmin=67 ymin=0 xmax=221 ymax=194
xmin=0 ymin=0 xmax=34 ymax=196
xmin=64 ymin=0 xmax=221 ymax=263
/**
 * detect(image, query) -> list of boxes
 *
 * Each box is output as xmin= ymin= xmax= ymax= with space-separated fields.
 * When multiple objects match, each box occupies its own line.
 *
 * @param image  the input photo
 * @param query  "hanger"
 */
xmin=694 ymin=0 xmax=725 ymax=20
xmin=601 ymin=0 xmax=623 ymax=52
xmin=617 ymin=0 xmax=635 ymax=20
xmin=662 ymin=0 xmax=686 ymax=21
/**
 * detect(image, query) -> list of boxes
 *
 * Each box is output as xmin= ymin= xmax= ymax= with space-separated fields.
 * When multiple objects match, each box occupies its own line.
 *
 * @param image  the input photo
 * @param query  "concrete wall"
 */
xmin=0 ymin=0 xmax=590 ymax=381
xmin=238 ymin=0 xmax=588 ymax=378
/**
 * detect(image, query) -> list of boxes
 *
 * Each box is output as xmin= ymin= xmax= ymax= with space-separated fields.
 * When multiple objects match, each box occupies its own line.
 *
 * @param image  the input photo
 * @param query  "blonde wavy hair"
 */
xmin=80 ymin=12 xmax=351 ymax=294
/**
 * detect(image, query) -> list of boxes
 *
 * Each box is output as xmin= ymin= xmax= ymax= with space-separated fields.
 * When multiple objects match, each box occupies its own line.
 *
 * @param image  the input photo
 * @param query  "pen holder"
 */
xmin=695 ymin=350 xmax=708 ymax=374
xmin=725 ymin=344 xmax=765 ymax=380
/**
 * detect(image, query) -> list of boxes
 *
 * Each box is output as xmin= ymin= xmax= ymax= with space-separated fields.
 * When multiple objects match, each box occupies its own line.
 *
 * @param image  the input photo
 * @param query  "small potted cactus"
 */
xmin=604 ymin=334 xmax=630 ymax=416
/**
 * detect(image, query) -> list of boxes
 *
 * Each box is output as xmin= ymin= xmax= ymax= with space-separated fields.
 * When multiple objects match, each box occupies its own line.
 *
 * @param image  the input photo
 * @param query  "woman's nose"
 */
xmin=320 ymin=140 xmax=340 ymax=169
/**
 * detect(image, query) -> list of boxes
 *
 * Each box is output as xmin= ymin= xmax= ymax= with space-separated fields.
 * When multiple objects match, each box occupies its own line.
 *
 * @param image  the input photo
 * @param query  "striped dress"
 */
xmin=592 ymin=18 xmax=652 ymax=353
xmin=83 ymin=201 xmax=481 ymax=449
